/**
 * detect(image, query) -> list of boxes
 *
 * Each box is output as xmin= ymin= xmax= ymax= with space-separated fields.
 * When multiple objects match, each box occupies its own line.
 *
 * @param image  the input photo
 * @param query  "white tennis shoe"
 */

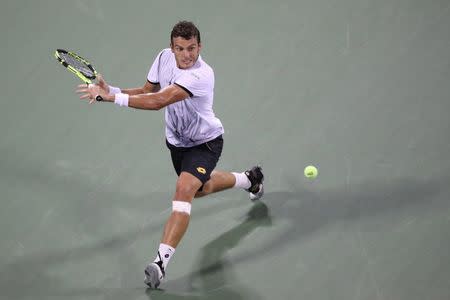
xmin=144 ymin=261 xmax=165 ymax=289
xmin=245 ymin=166 xmax=264 ymax=201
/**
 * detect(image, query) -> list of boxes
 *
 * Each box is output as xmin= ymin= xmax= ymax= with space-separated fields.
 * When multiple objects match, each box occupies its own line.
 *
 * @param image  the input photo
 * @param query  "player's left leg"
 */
xmin=194 ymin=170 xmax=235 ymax=197
xmin=195 ymin=166 xmax=264 ymax=200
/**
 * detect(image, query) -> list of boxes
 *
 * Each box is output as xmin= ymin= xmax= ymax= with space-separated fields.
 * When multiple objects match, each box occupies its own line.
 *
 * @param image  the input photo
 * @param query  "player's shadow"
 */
xmin=231 ymin=173 xmax=450 ymax=265
xmin=1 ymin=145 xmax=261 ymax=299
xmin=146 ymin=201 xmax=272 ymax=300
xmin=0 ymin=199 xmax=254 ymax=300
xmin=0 ymin=200 xmax=271 ymax=300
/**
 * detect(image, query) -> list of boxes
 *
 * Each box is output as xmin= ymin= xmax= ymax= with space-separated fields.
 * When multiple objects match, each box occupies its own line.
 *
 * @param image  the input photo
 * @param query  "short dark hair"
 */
xmin=171 ymin=21 xmax=201 ymax=44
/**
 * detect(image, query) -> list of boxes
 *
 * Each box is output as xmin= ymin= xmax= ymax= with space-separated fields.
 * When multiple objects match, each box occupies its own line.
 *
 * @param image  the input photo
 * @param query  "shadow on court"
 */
xmin=231 ymin=173 xmax=449 ymax=266
xmin=146 ymin=201 xmax=272 ymax=299
xmin=1 ymin=170 xmax=447 ymax=299
xmin=0 ymin=201 xmax=271 ymax=300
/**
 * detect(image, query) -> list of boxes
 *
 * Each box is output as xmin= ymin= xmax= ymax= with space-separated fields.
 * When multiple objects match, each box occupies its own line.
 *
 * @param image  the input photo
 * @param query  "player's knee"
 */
xmin=175 ymin=181 xmax=198 ymax=198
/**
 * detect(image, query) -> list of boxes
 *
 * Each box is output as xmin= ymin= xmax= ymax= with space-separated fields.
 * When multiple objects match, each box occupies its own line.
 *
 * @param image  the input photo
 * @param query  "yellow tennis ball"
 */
xmin=304 ymin=165 xmax=318 ymax=178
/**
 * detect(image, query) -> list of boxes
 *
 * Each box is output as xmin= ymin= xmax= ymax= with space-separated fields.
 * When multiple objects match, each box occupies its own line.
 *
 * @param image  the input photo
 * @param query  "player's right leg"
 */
xmin=145 ymin=172 xmax=201 ymax=289
xmin=145 ymin=137 xmax=220 ymax=289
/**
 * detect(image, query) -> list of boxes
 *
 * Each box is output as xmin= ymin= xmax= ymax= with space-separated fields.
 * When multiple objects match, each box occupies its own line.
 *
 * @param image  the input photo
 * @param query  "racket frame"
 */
xmin=54 ymin=49 xmax=97 ymax=84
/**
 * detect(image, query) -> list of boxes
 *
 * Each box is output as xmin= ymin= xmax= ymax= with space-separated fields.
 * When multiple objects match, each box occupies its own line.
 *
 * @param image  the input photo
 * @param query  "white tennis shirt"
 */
xmin=147 ymin=48 xmax=224 ymax=147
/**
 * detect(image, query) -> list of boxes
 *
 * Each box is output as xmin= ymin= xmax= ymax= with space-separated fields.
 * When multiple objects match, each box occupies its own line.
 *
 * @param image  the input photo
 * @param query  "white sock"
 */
xmin=154 ymin=243 xmax=175 ymax=270
xmin=232 ymin=172 xmax=251 ymax=189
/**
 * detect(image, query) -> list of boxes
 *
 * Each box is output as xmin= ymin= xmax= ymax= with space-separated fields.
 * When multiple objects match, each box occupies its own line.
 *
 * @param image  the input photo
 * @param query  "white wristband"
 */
xmin=114 ymin=93 xmax=129 ymax=107
xmin=109 ymin=85 xmax=121 ymax=95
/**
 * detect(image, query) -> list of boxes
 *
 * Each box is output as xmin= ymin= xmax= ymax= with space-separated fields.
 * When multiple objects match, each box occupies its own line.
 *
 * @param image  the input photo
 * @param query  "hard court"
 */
xmin=1 ymin=0 xmax=450 ymax=299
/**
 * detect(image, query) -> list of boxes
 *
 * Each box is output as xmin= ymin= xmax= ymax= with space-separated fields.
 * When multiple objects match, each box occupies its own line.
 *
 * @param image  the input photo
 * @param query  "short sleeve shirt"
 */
xmin=147 ymin=49 xmax=224 ymax=147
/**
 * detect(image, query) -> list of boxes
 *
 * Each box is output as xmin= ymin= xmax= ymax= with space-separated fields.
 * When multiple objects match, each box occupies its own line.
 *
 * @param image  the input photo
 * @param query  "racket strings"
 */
xmin=60 ymin=53 xmax=95 ymax=77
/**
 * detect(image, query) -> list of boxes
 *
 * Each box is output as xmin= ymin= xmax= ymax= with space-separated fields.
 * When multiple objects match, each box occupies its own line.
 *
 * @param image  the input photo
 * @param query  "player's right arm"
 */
xmin=121 ymin=80 xmax=161 ymax=95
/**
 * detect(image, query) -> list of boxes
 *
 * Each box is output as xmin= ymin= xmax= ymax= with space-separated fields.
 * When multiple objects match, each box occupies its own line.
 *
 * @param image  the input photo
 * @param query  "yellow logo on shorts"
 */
xmin=197 ymin=167 xmax=206 ymax=174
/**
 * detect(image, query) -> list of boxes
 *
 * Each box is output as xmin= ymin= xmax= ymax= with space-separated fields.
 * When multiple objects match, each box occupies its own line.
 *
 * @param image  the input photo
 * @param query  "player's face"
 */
xmin=171 ymin=37 xmax=201 ymax=69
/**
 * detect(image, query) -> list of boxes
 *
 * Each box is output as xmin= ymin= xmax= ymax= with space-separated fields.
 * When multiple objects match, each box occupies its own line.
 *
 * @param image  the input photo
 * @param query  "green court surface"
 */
xmin=1 ymin=1 xmax=450 ymax=299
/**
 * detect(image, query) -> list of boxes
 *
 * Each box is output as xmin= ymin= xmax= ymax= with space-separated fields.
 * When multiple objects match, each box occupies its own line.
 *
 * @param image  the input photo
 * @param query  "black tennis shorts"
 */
xmin=166 ymin=135 xmax=223 ymax=184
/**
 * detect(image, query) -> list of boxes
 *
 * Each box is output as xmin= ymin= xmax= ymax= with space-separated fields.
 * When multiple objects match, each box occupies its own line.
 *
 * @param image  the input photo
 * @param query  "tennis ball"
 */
xmin=304 ymin=165 xmax=318 ymax=178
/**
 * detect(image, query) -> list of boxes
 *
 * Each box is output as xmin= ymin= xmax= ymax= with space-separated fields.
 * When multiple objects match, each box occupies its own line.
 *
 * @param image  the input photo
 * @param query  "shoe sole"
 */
xmin=249 ymin=184 xmax=264 ymax=201
xmin=144 ymin=265 xmax=161 ymax=289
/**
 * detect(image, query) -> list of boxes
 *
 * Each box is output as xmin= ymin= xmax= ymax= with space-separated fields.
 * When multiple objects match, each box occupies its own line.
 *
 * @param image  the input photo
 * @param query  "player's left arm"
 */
xmin=125 ymin=84 xmax=189 ymax=110
xmin=79 ymin=83 xmax=190 ymax=110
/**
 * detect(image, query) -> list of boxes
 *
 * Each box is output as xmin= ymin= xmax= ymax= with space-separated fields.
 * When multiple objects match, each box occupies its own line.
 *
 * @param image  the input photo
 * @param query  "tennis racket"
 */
xmin=54 ymin=49 xmax=98 ymax=84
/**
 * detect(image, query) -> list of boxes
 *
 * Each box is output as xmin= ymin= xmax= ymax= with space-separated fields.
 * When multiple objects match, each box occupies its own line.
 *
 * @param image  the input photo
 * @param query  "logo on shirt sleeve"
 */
xmin=190 ymin=72 xmax=200 ymax=80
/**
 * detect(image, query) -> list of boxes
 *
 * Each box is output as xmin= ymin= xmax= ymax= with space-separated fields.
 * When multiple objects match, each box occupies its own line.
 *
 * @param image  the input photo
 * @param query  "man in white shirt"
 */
xmin=77 ymin=21 xmax=264 ymax=289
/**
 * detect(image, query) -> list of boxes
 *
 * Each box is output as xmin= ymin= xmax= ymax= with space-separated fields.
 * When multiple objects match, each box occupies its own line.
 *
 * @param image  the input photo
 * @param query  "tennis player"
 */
xmin=76 ymin=20 xmax=264 ymax=288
